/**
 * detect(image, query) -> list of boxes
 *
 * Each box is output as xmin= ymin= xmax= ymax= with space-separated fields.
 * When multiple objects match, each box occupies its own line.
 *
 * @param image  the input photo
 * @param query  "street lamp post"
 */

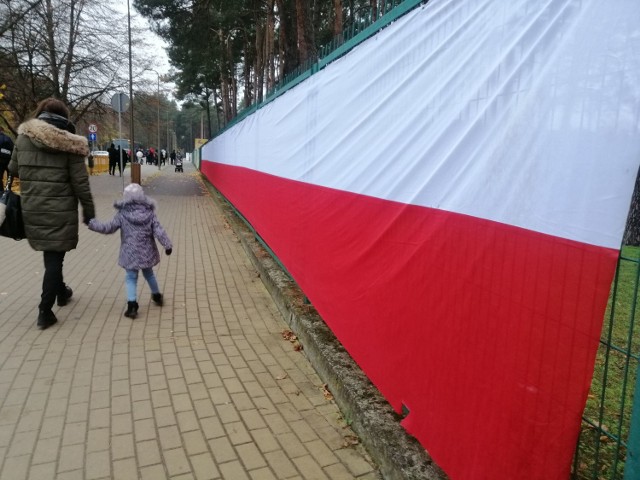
xmin=149 ymin=69 xmax=161 ymax=171
xmin=127 ymin=0 xmax=134 ymax=182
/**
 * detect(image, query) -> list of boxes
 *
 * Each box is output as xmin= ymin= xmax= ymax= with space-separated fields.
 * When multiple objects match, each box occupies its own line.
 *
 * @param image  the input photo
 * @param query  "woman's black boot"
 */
xmin=57 ymin=285 xmax=73 ymax=306
xmin=124 ymin=301 xmax=139 ymax=319
xmin=37 ymin=310 xmax=58 ymax=330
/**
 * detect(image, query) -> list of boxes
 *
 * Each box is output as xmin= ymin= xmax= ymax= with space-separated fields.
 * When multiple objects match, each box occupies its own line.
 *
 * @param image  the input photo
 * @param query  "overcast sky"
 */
xmin=114 ymin=0 xmax=171 ymax=74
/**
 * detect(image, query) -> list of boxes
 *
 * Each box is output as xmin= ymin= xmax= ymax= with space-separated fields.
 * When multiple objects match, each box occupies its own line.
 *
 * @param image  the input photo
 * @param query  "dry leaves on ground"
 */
xmin=322 ymin=384 xmax=333 ymax=401
xmin=282 ymin=329 xmax=303 ymax=351
xmin=343 ymin=435 xmax=359 ymax=448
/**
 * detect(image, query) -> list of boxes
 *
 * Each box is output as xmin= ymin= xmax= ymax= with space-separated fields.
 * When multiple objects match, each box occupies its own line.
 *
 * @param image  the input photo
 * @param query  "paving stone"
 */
xmin=1 ymin=454 xmax=30 ymax=480
xmin=219 ymin=460 xmax=251 ymax=480
xmin=209 ymin=437 xmax=238 ymax=464
xmin=292 ymin=455 xmax=331 ymax=480
xmin=177 ymin=410 xmax=200 ymax=432
xmin=264 ymin=450 xmax=300 ymax=479
xmin=140 ymin=464 xmax=167 ymax=480
xmin=113 ymin=458 xmax=138 ymax=480
xmin=236 ymin=442 xmax=268 ymax=470
xmin=32 ymin=437 xmax=60 ymax=465
xmin=136 ymin=439 xmax=162 ymax=467
xmin=87 ymin=428 xmax=110 ymax=453
xmin=28 ymin=461 xmax=57 ymax=480
xmin=86 ymin=450 xmax=111 ymax=479
xmin=190 ymin=452 xmax=220 ymax=479
xmin=158 ymin=425 xmax=182 ymax=450
xmin=112 ymin=433 xmax=135 ymax=460
xmin=249 ymin=467 xmax=279 ymax=480
xmin=58 ymin=443 xmax=84 ymax=473
xmin=163 ymin=447 xmax=191 ymax=477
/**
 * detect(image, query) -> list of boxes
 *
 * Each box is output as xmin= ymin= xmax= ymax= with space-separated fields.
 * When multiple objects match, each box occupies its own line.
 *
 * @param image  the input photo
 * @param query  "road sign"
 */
xmin=111 ymin=93 xmax=130 ymax=113
xmin=88 ymin=124 xmax=98 ymax=133
xmin=89 ymin=133 xmax=97 ymax=142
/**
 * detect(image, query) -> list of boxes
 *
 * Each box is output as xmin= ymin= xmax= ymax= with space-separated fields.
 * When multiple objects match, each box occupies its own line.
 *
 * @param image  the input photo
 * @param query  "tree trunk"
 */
xmin=231 ymin=74 xmax=238 ymax=118
xmin=276 ymin=0 xmax=299 ymax=76
xmin=370 ymin=0 xmax=377 ymax=21
xmin=295 ymin=0 xmax=316 ymax=66
xmin=213 ymin=90 xmax=222 ymax=133
xmin=333 ymin=0 xmax=343 ymax=43
xmin=266 ymin=0 xmax=275 ymax=94
xmin=255 ymin=9 xmax=266 ymax=103
xmin=204 ymin=88 xmax=212 ymax=139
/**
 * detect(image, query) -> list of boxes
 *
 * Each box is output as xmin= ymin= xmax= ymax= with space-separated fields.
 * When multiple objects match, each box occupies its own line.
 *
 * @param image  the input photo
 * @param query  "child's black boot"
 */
xmin=124 ymin=301 xmax=139 ymax=319
xmin=151 ymin=293 xmax=163 ymax=306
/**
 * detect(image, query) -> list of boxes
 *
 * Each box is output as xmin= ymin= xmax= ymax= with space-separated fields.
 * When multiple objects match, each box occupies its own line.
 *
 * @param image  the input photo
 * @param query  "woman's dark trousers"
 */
xmin=39 ymin=251 xmax=66 ymax=312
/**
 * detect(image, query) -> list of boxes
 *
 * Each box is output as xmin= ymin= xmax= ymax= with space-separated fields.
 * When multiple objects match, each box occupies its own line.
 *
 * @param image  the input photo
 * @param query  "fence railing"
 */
xmin=573 ymin=247 xmax=640 ymax=479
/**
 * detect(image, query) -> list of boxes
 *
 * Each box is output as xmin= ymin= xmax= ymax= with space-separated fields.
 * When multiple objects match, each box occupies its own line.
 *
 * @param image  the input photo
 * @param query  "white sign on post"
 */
xmin=110 ymin=93 xmax=129 ymax=113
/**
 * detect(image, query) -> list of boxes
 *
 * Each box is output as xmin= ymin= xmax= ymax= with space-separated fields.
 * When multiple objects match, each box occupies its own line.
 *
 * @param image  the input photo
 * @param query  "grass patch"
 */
xmin=573 ymin=246 xmax=640 ymax=479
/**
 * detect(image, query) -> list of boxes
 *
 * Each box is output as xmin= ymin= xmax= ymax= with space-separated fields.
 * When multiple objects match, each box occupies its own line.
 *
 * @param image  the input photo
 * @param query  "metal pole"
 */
xmin=624 ymin=359 xmax=640 ymax=479
xmin=118 ymin=95 xmax=124 ymax=190
xmin=155 ymin=71 xmax=160 ymax=170
xmin=127 ymin=0 xmax=134 ymax=187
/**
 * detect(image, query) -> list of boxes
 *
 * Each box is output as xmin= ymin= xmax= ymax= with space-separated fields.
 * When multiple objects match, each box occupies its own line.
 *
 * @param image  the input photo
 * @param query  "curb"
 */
xmin=202 ymin=176 xmax=448 ymax=480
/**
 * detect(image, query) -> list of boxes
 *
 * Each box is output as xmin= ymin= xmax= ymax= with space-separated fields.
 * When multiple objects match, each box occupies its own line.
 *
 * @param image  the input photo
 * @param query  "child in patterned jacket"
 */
xmin=88 ymin=183 xmax=173 ymax=319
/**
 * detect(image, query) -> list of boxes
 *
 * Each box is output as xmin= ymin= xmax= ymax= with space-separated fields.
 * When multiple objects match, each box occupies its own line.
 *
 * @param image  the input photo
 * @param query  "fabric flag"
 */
xmin=201 ymin=0 xmax=640 ymax=478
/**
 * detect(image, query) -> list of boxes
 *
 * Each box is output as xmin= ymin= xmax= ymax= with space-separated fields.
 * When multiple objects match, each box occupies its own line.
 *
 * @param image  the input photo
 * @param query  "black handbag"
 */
xmin=0 ymin=175 xmax=26 ymax=240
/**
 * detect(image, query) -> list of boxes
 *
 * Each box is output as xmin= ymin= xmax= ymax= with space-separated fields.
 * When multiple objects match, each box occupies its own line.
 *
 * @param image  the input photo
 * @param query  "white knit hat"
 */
xmin=123 ymin=183 xmax=144 ymax=201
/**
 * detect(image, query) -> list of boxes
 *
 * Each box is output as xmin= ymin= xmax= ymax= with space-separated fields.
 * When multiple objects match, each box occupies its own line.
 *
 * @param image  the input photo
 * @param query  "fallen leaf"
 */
xmin=282 ymin=329 xmax=297 ymax=342
xmin=276 ymin=373 xmax=288 ymax=380
xmin=322 ymin=384 xmax=333 ymax=401
xmin=293 ymin=341 xmax=303 ymax=351
xmin=343 ymin=435 xmax=359 ymax=448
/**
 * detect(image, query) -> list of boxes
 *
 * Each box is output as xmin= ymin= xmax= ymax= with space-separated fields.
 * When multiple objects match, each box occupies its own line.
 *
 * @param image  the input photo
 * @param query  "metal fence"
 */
xmin=572 ymin=247 xmax=640 ymax=479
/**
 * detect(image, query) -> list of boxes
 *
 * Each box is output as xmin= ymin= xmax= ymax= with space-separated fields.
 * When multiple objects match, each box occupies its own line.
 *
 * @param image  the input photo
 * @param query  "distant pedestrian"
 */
xmin=88 ymin=183 xmax=172 ymax=319
xmin=136 ymin=149 xmax=144 ymax=164
xmin=121 ymin=147 xmax=129 ymax=168
xmin=0 ymin=126 xmax=14 ymax=185
xmin=87 ymin=152 xmax=95 ymax=175
xmin=108 ymin=143 xmax=121 ymax=176
xmin=170 ymin=150 xmax=176 ymax=165
xmin=8 ymin=97 xmax=95 ymax=330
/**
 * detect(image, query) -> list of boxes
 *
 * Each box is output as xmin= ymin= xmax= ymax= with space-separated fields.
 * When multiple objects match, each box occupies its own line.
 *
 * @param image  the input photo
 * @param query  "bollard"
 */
xmin=131 ymin=162 xmax=141 ymax=185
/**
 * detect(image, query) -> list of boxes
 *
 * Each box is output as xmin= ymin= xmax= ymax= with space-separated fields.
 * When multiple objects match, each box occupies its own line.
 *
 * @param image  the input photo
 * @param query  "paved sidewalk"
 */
xmin=0 ymin=162 xmax=380 ymax=480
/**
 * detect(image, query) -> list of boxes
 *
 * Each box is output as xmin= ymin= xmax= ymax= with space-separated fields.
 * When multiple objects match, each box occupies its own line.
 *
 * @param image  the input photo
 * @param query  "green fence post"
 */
xmin=624 ymin=359 xmax=640 ymax=480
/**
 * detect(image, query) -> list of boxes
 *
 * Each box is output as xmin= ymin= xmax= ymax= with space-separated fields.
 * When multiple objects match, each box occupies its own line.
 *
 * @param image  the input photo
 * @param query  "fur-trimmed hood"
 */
xmin=18 ymin=118 xmax=89 ymax=156
xmin=114 ymin=197 xmax=157 ymax=226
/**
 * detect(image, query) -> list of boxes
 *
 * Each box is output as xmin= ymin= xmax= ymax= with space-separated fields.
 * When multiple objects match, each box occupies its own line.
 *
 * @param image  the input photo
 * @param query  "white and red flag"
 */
xmin=202 ymin=0 xmax=640 ymax=478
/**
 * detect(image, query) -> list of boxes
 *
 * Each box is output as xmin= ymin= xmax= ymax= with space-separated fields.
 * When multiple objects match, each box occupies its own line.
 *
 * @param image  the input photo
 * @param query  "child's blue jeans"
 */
xmin=125 ymin=268 xmax=160 ymax=302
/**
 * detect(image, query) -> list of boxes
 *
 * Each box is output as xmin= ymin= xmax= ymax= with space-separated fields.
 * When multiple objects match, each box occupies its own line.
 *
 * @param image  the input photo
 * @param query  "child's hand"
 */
xmin=166 ymin=248 xmax=172 ymax=255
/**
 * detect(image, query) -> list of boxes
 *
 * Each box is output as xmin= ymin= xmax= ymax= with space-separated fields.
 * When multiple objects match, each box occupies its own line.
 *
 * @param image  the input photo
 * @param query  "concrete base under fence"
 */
xmin=202 ymin=174 xmax=448 ymax=480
